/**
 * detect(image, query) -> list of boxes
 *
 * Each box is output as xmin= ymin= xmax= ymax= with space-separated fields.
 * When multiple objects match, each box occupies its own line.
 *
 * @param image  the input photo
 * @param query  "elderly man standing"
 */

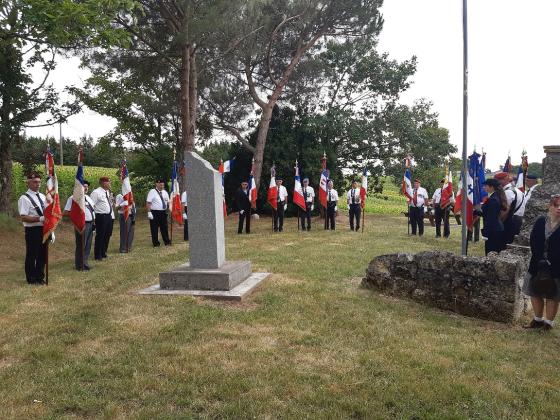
xmin=18 ymin=173 xmax=48 ymax=284
xmin=274 ymin=177 xmax=288 ymax=232
xmin=409 ymin=179 xmax=429 ymax=236
xmin=494 ymin=172 xmax=525 ymax=244
xmin=146 ymin=178 xmax=171 ymax=247
xmin=63 ymin=180 xmax=95 ymax=270
xmin=300 ymin=178 xmax=315 ymax=231
xmin=90 ymin=176 xmax=114 ymax=260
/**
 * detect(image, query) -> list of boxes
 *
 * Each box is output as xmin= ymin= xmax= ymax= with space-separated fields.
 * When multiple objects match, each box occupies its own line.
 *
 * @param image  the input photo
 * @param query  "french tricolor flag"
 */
xmin=70 ymin=150 xmax=86 ymax=233
xmin=267 ymin=165 xmax=278 ymax=210
xmin=360 ymin=167 xmax=368 ymax=209
xmin=121 ymin=160 xmax=134 ymax=221
xmin=249 ymin=159 xmax=257 ymax=209
xmin=219 ymin=158 xmax=234 ymax=174
xmin=401 ymin=157 xmax=413 ymax=201
xmin=319 ymin=170 xmax=329 ymax=208
xmin=293 ymin=162 xmax=306 ymax=211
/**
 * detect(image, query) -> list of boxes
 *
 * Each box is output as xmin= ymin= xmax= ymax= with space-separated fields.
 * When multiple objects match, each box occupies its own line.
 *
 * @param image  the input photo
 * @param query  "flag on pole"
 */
xmin=170 ymin=160 xmax=183 ymax=225
xmin=319 ymin=152 xmax=329 ymax=208
xmin=42 ymin=149 xmax=62 ymax=243
xmin=267 ymin=165 xmax=278 ymax=210
xmin=120 ymin=159 xmax=134 ymax=221
xmin=401 ymin=157 xmax=413 ymax=201
xmin=69 ymin=149 xmax=86 ymax=232
xmin=503 ymin=155 xmax=512 ymax=173
xmin=516 ymin=152 xmax=528 ymax=192
xmin=453 ymin=170 xmax=474 ymax=229
xmin=360 ymin=167 xmax=368 ymax=209
xmin=219 ymin=158 xmax=234 ymax=174
xmin=293 ymin=162 xmax=306 ymax=211
xmin=469 ymin=151 xmax=487 ymax=206
xmin=248 ymin=159 xmax=257 ymax=209
xmin=440 ymin=166 xmax=454 ymax=209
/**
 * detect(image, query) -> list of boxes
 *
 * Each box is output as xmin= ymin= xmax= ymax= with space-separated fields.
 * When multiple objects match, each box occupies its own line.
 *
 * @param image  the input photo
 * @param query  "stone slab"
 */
xmin=185 ymin=152 xmax=225 ymax=269
xmin=159 ymin=260 xmax=252 ymax=291
xmin=138 ymin=272 xmax=270 ymax=301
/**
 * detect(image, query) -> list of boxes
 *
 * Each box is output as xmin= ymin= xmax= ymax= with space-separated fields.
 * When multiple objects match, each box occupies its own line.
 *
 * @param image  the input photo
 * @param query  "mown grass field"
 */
xmin=1 ymin=209 xmax=558 ymax=419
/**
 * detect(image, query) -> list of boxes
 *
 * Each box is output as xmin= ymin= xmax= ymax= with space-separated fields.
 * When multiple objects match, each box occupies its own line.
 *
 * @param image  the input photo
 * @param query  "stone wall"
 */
xmin=362 ymin=251 xmax=527 ymax=323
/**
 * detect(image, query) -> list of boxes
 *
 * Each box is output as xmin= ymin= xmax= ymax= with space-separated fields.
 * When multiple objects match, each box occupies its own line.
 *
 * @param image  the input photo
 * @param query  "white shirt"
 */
xmin=18 ymin=189 xmax=46 ymax=227
xmin=181 ymin=191 xmax=187 ymax=206
xmin=327 ymin=188 xmax=339 ymax=203
xmin=432 ymin=188 xmax=442 ymax=204
xmin=410 ymin=187 xmax=429 ymax=207
xmin=517 ymin=184 xmax=538 ymax=216
xmin=147 ymin=188 xmax=170 ymax=211
xmin=504 ymin=185 xmax=525 ymax=217
xmin=64 ymin=195 xmax=95 ymax=222
xmin=302 ymin=186 xmax=315 ymax=203
xmin=90 ymin=187 xmax=114 ymax=216
xmin=346 ymin=188 xmax=361 ymax=205
xmin=276 ymin=185 xmax=288 ymax=202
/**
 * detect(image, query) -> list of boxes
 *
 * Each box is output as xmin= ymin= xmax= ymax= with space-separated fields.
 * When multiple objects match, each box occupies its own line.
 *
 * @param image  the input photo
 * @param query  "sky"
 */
xmin=27 ymin=0 xmax=560 ymax=172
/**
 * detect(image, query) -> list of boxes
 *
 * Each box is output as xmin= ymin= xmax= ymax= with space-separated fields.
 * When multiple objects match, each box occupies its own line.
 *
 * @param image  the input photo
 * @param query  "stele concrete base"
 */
xmin=159 ymin=260 xmax=252 ymax=291
xmin=138 ymin=272 xmax=270 ymax=301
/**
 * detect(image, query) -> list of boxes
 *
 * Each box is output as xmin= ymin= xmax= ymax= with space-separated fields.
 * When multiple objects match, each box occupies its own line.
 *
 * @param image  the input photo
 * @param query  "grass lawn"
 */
xmin=1 ymin=211 xmax=558 ymax=419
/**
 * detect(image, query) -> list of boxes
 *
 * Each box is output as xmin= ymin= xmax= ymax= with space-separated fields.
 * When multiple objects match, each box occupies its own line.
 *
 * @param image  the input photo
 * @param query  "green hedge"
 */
xmin=12 ymin=163 xmax=150 ymax=210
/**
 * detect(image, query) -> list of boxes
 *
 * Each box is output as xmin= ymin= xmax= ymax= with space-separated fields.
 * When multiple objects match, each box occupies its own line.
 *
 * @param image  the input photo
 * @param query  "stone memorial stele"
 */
xmin=140 ymin=152 xmax=269 ymax=300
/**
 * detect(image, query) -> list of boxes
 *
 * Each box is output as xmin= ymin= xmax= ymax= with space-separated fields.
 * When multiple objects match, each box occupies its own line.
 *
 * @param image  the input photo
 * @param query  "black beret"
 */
xmin=527 ymin=174 xmax=538 ymax=180
xmin=483 ymin=178 xmax=500 ymax=188
xmin=83 ymin=180 xmax=90 ymax=186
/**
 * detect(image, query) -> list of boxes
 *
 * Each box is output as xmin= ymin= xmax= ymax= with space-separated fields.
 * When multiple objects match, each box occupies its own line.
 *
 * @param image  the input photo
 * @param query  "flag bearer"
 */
xmin=181 ymin=190 xmax=189 ymax=241
xmin=90 ymin=176 xmax=114 ymax=260
xmin=18 ymin=173 xmax=47 ymax=284
xmin=63 ymin=180 xmax=95 ymax=270
xmin=494 ymin=172 xmax=524 ymax=244
xmin=409 ymin=179 xmax=428 ymax=236
xmin=432 ymin=179 xmax=450 ymax=238
xmin=115 ymin=192 xmax=135 ymax=252
xmin=347 ymin=180 xmax=362 ymax=231
xmin=146 ymin=178 xmax=171 ymax=247
xmin=325 ymin=179 xmax=339 ymax=230
xmin=301 ymin=178 xmax=315 ymax=231
xmin=235 ymin=181 xmax=251 ymax=234
xmin=274 ymin=177 xmax=288 ymax=232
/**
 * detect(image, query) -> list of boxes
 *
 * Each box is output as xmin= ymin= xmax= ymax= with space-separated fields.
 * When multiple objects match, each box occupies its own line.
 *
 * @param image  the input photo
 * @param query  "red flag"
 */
xmin=267 ymin=165 xmax=278 ymax=210
xmin=440 ymin=167 xmax=454 ymax=209
xmin=293 ymin=162 xmax=306 ymax=211
xmin=170 ymin=161 xmax=183 ymax=225
xmin=43 ymin=150 xmax=62 ymax=243
xmin=319 ymin=153 xmax=328 ymax=208
xmin=249 ymin=159 xmax=257 ymax=209
xmin=69 ymin=150 xmax=86 ymax=232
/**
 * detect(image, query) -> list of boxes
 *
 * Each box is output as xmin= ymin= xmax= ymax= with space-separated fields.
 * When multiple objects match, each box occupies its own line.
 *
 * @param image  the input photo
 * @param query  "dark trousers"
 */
xmin=119 ymin=214 xmax=135 ymax=252
xmin=238 ymin=209 xmax=250 ymax=234
xmin=409 ymin=206 xmax=425 ymax=236
xmin=274 ymin=202 xmax=285 ymax=231
xmin=94 ymin=213 xmax=112 ymax=260
xmin=434 ymin=205 xmax=450 ymax=237
xmin=485 ymin=231 xmax=506 ymax=255
xmin=504 ymin=215 xmax=523 ymax=244
xmin=300 ymin=203 xmax=312 ymax=230
xmin=184 ymin=220 xmax=189 ymax=241
xmin=24 ymin=226 xmax=47 ymax=283
xmin=349 ymin=204 xmax=361 ymax=231
xmin=149 ymin=210 xmax=170 ymax=246
xmin=74 ymin=222 xmax=93 ymax=269
xmin=326 ymin=204 xmax=336 ymax=230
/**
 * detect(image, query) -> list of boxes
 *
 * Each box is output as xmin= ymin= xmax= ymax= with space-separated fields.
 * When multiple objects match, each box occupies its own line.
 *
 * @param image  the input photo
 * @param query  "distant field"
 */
xmin=339 ymin=177 xmax=407 ymax=215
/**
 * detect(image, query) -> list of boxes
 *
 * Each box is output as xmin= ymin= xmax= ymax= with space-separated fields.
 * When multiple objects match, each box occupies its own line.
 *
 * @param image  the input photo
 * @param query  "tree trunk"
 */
xmin=180 ymin=44 xmax=192 ymax=153
xmin=188 ymin=47 xmax=197 ymax=147
xmin=0 ymin=136 xmax=13 ymax=214
xmin=252 ymin=104 xmax=274 ymax=189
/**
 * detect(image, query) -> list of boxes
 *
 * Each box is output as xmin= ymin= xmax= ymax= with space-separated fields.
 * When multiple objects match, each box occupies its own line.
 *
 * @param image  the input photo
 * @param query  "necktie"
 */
xmin=36 ymin=193 xmax=45 ymax=211
xmin=328 ymin=191 xmax=331 ymax=202
xmin=351 ymin=189 xmax=355 ymax=204
xmin=413 ymin=189 xmax=418 ymax=206
xmin=157 ymin=190 xmax=167 ymax=210
xmin=105 ymin=191 xmax=114 ymax=215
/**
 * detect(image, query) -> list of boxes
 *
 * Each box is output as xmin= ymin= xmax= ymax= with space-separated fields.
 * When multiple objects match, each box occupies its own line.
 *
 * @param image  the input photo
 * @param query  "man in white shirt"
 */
xmin=347 ymin=179 xmax=362 ymax=231
xmin=325 ymin=179 xmax=339 ymax=230
xmin=274 ymin=177 xmax=288 ymax=232
xmin=63 ymin=180 xmax=95 ymax=270
xmin=517 ymin=174 xmax=539 ymax=217
xmin=235 ymin=181 xmax=251 ymax=234
xmin=181 ymin=191 xmax=188 ymax=241
xmin=409 ymin=179 xmax=428 ymax=236
xmin=494 ymin=172 xmax=525 ymax=244
xmin=115 ymin=192 xmax=135 ymax=253
xmin=300 ymin=178 xmax=315 ymax=231
xmin=18 ymin=173 xmax=48 ymax=284
xmin=146 ymin=178 xmax=171 ymax=246
xmin=431 ymin=179 xmax=450 ymax=238
xmin=90 ymin=176 xmax=114 ymax=260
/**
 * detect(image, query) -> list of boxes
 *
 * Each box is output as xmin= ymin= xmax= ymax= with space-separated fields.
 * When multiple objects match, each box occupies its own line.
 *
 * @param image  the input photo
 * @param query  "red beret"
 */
xmin=494 ymin=172 xmax=510 ymax=181
xmin=99 ymin=176 xmax=110 ymax=182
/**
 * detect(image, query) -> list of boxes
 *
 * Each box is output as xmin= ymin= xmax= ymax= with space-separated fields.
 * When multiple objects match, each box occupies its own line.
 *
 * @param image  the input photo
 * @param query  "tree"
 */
xmin=216 ymin=0 xmax=384 ymax=189
xmin=0 ymin=0 xmax=135 ymax=213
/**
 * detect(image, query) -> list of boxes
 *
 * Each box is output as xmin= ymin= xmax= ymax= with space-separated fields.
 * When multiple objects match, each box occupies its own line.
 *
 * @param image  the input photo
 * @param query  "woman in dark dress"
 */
xmin=523 ymin=194 xmax=560 ymax=330
xmin=480 ymin=179 xmax=508 ymax=255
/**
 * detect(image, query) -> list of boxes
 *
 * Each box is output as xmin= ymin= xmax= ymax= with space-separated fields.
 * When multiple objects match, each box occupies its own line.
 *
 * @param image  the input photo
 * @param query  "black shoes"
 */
xmin=523 ymin=319 xmax=544 ymax=329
